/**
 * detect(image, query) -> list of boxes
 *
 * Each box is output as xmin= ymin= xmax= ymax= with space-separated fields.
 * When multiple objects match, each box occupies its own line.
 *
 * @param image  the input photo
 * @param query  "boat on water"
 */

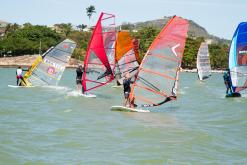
xmin=111 ymin=16 xmax=189 ymax=112
xmin=226 ymin=22 xmax=247 ymax=97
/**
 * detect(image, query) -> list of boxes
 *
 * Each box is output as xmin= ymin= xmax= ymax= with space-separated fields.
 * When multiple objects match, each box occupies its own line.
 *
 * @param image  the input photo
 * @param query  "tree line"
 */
xmin=0 ymin=23 xmax=229 ymax=70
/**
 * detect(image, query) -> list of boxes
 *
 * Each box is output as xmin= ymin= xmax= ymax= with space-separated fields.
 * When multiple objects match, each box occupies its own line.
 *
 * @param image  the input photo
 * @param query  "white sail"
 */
xmin=196 ymin=42 xmax=211 ymax=80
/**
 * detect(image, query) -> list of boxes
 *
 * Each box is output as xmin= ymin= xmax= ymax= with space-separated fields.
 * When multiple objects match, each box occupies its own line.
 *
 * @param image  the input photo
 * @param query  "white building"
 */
xmin=0 ymin=20 xmax=10 ymax=37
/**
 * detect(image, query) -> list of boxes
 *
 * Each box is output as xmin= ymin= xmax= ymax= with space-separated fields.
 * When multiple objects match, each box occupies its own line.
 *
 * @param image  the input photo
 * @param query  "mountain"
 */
xmin=125 ymin=16 xmax=230 ymax=44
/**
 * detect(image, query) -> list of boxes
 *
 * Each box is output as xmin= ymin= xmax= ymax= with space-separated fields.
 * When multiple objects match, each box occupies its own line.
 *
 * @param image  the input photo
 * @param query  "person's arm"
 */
xmin=129 ymin=78 xmax=134 ymax=84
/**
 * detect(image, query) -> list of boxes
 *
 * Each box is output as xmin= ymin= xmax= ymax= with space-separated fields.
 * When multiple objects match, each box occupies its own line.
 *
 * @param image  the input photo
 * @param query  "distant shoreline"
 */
xmin=181 ymin=69 xmax=225 ymax=73
xmin=0 ymin=55 xmax=83 ymax=68
xmin=0 ymin=55 xmax=225 ymax=73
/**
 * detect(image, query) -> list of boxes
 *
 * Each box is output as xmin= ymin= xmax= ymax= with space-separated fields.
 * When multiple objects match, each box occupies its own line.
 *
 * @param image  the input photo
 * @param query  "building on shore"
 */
xmin=0 ymin=20 xmax=10 ymax=37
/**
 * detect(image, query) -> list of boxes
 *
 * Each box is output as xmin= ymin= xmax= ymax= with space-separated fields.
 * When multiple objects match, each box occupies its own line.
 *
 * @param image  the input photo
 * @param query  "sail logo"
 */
xmin=44 ymin=58 xmax=64 ymax=70
xmin=47 ymin=67 xmax=56 ymax=75
xmin=239 ymin=50 xmax=247 ymax=55
xmin=63 ymin=44 xmax=69 ymax=49
xmin=172 ymin=44 xmax=180 ymax=57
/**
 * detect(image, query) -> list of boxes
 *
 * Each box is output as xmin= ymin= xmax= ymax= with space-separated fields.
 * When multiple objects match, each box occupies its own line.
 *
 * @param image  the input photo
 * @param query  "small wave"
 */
xmin=178 ymin=89 xmax=186 ymax=95
xmin=42 ymin=85 xmax=70 ymax=91
xmin=67 ymin=90 xmax=82 ymax=97
xmin=64 ymin=109 xmax=72 ymax=113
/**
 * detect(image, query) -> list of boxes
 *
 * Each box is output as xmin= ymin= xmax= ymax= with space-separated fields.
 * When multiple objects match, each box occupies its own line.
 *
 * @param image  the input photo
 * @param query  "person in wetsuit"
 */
xmin=123 ymin=73 xmax=134 ymax=107
xmin=76 ymin=65 xmax=84 ymax=94
xmin=223 ymin=69 xmax=233 ymax=94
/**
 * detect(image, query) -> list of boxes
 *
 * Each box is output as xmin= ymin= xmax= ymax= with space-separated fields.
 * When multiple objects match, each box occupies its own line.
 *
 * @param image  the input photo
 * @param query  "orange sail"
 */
xmin=115 ymin=31 xmax=141 ymax=84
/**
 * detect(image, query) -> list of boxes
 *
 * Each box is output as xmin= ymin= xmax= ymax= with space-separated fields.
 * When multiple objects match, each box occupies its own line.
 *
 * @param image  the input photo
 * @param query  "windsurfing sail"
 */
xmin=130 ymin=16 xmax=189 ymax=107
xmin=196 ymin=42 xmax=211 ymax=80
xmin=21 ymin=39 xmax=76 ymax=86
xmin=82 ymin=12 xmax=116 ymax=92
xmin=229 ymin=22 xmax=247 ymax=93
xmin=115 ymin=31 xmax=141 ymax=84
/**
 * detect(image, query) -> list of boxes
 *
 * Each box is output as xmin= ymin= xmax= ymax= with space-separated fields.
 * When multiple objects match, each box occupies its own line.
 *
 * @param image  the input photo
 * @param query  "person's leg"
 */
xmin=17 ymin=78 xmax=19 ymax=85
xmin=127 ymin=93 xmax=131 ymax=107
xmin=225 ymin=82 xmax=229 ymax=94
xmin=20 ymin=77 xmax=26 ymax=86
xmin=76 ymin=79 xmax=81 ymax=93
xmin=76 ymin=84 xmax=80 ymax=92
xmin=124 ymin=93 xmax=128 ymax=106
xmin=130 ymin=97 xmax=135 ymax=108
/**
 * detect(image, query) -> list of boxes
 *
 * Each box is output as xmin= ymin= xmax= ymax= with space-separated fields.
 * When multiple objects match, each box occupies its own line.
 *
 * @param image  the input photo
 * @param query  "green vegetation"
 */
xmin=131 ymin=26 xmax=229 ymax=69
xmin=0 ymin=23 xmax=61 ymax=55
xmin=0 ymin=23 xmax=91 ymax=60
xmin=0 ymin=22 xmax=229 ymax=69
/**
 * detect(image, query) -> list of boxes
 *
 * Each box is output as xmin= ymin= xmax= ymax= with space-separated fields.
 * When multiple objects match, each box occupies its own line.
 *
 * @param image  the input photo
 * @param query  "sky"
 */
xmin=0 ymin=0 xmax=246 ymax=39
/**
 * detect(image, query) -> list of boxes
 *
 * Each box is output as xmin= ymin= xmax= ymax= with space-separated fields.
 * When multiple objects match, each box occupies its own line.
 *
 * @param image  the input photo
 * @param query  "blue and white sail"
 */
xmin=229 ymin=22 xmax=247 ymax=93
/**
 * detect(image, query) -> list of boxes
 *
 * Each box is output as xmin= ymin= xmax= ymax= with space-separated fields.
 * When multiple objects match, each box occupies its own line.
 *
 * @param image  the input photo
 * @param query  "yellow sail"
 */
xmin=21 ymin=55 xmax=42 ymax=86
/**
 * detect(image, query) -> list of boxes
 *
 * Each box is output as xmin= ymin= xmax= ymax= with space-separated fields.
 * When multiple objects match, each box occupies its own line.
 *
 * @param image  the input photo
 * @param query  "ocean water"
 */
xmin=0 ymin=68 xmax=246 ymax=165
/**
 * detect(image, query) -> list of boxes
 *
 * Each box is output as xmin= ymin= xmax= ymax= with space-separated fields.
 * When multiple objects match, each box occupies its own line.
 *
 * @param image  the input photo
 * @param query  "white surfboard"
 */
xmin=111 ymin=105 xmax=150 ymax=113
xmin=111 ymin=85 xmax=123 ymax=89
xmin=79 ymin=93 xmax=97 ymax=98
xmin=8 ymin=85 xmax=35 ymax=88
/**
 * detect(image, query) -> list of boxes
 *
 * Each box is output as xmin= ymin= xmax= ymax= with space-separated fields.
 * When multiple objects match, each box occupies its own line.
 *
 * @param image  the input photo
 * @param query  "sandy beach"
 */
xmin=0 ymin=55 xmax=84 ymax=68
xmin=0 ymin=55 xmax=225 ymax=73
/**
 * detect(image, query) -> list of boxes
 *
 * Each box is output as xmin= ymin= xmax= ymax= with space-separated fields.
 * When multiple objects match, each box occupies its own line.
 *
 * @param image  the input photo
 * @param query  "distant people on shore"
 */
xmin=223 ymin=69 xmax=233 ymax=95
xmin=76 ymin=65 xmax=84 ymax=94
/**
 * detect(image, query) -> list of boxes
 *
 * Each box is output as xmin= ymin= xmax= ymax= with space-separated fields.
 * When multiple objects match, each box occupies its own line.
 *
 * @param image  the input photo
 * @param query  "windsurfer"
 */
xmin=76 ymin=65 xmax=84 ymax=94
xmin=123 ymin=72 xmax=133 ymax=107
xmin=16 ymin=66 xmax=28 ymax=86
xmin=223 ymin=69 xmax=233 ymax=94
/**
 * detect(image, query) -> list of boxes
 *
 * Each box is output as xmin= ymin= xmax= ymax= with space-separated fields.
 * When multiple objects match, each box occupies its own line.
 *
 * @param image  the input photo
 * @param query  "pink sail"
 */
xmin=130 ymin=16 xmax=189 ymax=107
xmin=82 ymin=12 xmax=116 ymax=92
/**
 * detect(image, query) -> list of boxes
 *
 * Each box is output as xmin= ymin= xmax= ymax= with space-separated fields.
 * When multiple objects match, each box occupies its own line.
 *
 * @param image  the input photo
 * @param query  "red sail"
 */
xmin=130 ymin=16 xmax=189 ymax=107
xmin=82 ymin=12 xmax=116 ymax=92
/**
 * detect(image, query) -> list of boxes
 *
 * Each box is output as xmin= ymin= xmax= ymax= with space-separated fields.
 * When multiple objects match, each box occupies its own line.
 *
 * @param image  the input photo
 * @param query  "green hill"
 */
xmin=122 ymin=16 xmax=230 ymax=44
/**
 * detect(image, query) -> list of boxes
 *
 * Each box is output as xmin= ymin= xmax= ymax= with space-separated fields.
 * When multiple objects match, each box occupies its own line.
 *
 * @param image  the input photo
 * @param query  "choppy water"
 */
xmin=0 ymin=68 xmax=246 ymax=165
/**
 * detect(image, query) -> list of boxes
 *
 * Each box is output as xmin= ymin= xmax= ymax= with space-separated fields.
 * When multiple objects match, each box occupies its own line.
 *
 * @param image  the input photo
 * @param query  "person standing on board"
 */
xmin=76 ymin=65 xmax=84 ymax=94
xmin=223 ymin=69 xmax=233 ymax=94
xmin=123 ymin=73 xmax=133 ymax=107
xmin=16 ymin=66 xmax=28 ymax=86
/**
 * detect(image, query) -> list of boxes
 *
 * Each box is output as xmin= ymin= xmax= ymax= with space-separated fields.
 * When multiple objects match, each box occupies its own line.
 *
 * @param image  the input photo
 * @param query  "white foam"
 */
xmin=67 ymin=90 xmax=82 ymax=97
xmin=42 ymin=85 xmax=71 ymax=92
xmin=64 ymin=109 xmax=72 ymax=113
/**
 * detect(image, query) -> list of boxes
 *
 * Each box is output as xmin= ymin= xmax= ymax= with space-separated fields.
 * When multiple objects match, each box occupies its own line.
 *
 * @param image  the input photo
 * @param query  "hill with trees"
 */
xmin=0 ymin=16 xmax=230 ymax=70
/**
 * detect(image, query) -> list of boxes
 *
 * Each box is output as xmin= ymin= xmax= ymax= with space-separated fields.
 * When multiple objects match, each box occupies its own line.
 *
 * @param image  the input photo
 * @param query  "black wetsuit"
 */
xmin=223 ymin=72 xmax=233 ymax=94
xmin=76 ymin=67 xmax=83 ymax=84
xmin=123 ymin=78 xmax=132 ymax=98
xmin=76 ymin=67 xmax=84 ymax=93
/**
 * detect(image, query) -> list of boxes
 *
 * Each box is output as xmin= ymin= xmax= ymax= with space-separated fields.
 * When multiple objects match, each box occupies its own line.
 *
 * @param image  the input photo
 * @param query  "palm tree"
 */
xmin=76 ymin=24 xmax=87 ymax=31
xmin=86 ymin=5 xmax=96 ymax=27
